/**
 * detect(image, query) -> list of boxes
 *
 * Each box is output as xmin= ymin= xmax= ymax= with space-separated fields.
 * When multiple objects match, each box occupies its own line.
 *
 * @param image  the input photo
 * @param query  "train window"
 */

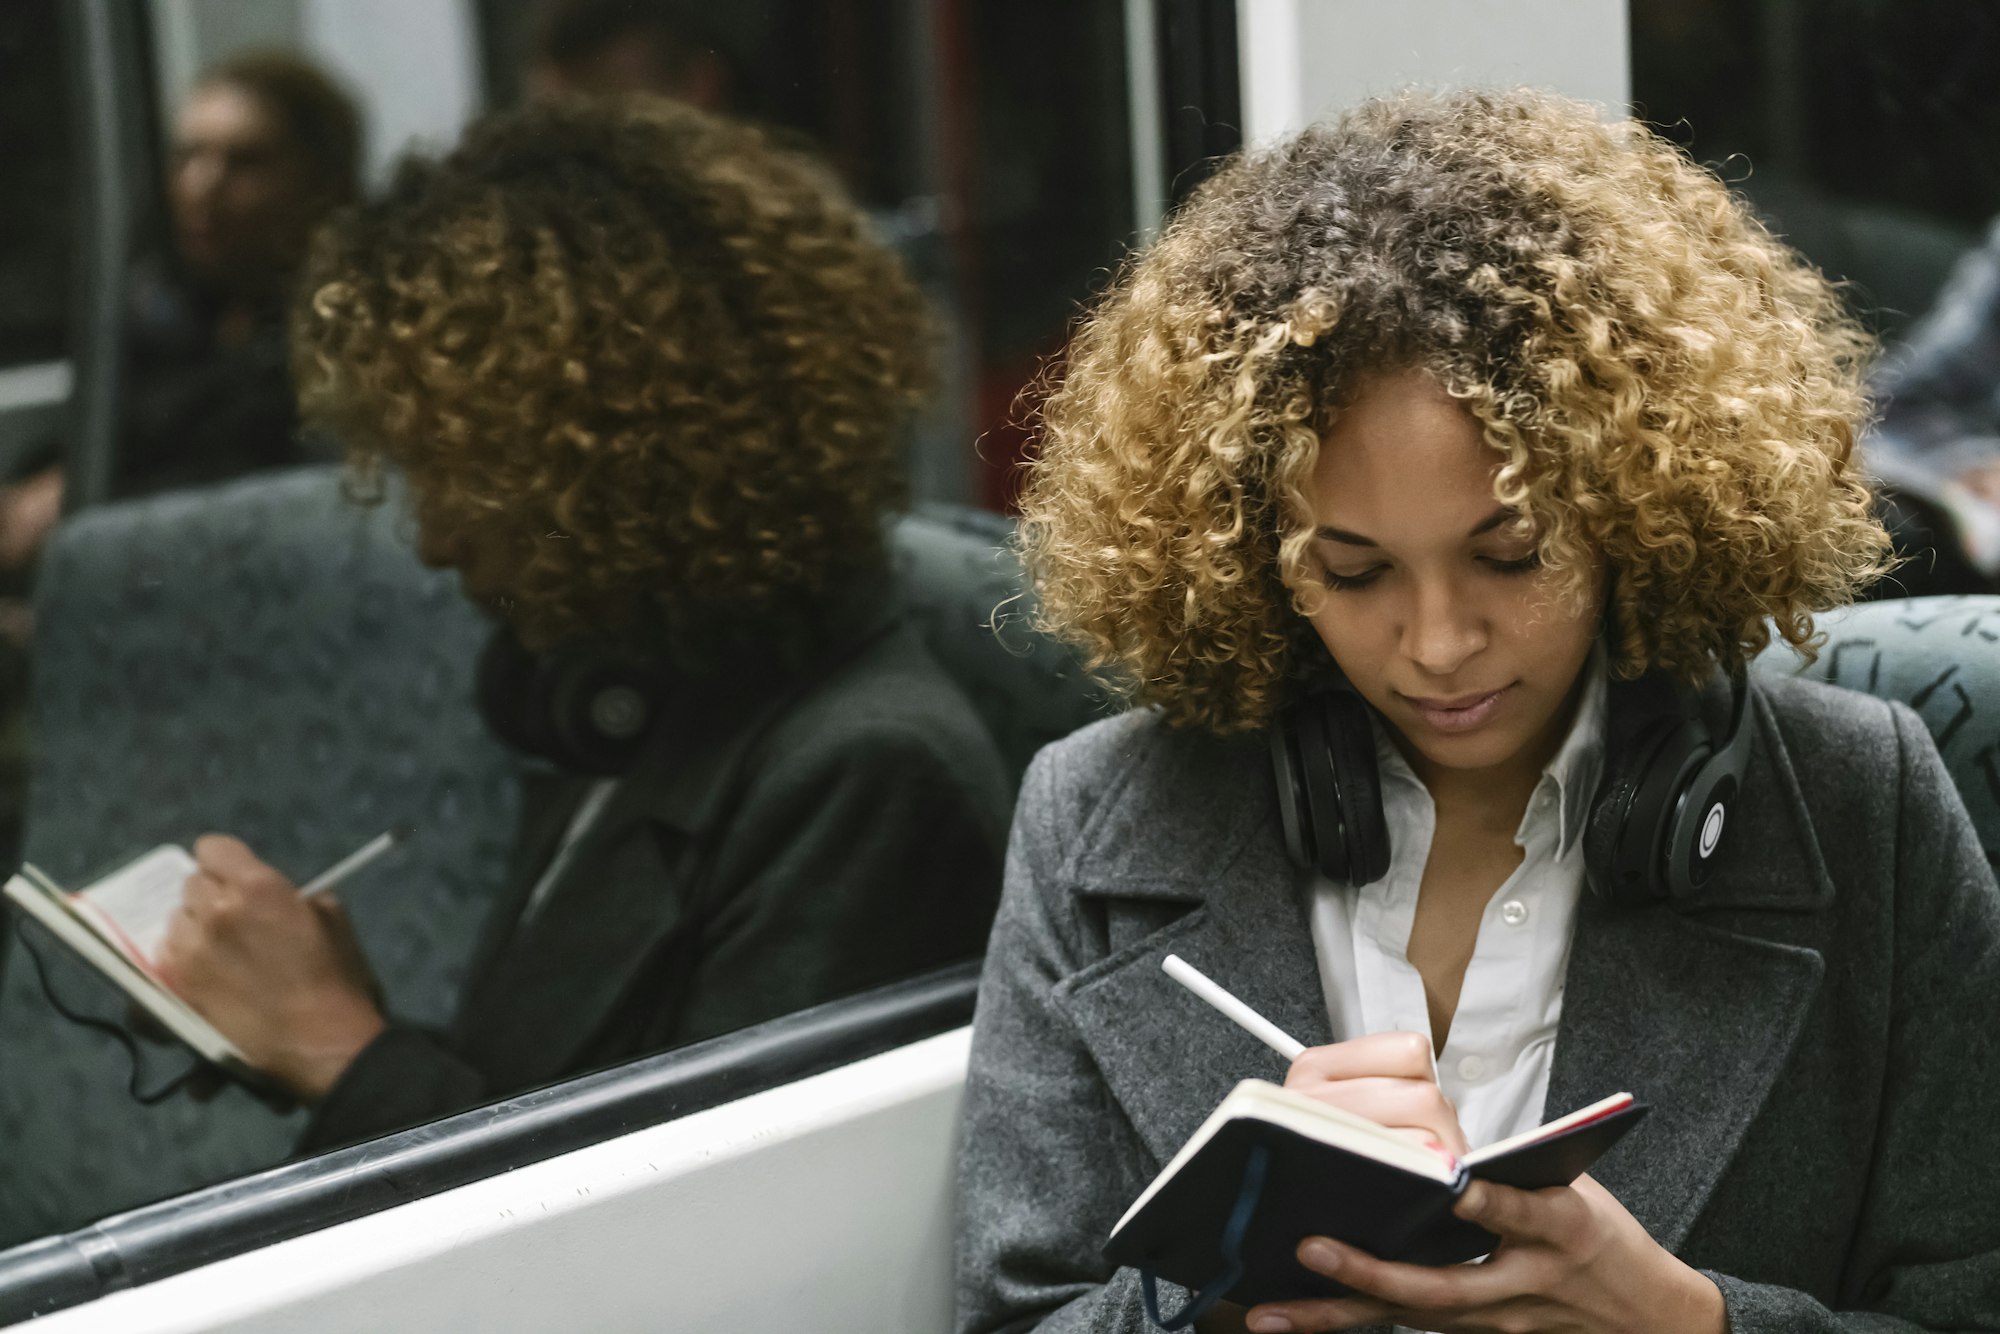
xmin=1631 ymin=0 xmax=1998 ymax=338
xmin=0 ymin=0 xmax=75 ymax=716
xmin=1632 ymin=0 xmax=2000 ymax=596
xmin=0 ymin=0 xmax=1128 ymax=1289
xmin=0 ymin=2 xmax=72 ymax=371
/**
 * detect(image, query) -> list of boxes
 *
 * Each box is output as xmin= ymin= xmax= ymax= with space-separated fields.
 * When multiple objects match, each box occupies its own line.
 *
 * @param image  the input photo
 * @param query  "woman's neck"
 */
xmin=1396 ymin=671 xmax=1590 ymax=838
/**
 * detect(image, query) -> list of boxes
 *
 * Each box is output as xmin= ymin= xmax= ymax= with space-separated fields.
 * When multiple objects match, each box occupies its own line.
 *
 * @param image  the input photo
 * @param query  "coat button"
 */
xmin=1500 ymin=898 xmax=1529 ymax=926
xmin=1456 ymin=1055 xmax=1487 ymax=1082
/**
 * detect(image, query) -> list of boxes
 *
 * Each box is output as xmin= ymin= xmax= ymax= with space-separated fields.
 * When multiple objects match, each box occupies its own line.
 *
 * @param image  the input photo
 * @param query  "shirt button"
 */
xmin=1456 ymin=1055 xmax=1487 ymax=1082
xmin=1500 ymin=899 xmax=1529 ymax=926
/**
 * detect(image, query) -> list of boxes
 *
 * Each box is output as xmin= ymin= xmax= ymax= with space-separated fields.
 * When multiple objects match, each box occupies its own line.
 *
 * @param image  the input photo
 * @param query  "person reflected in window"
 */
xmin=0 ymin=50 xmax=361 ymax=566
xmin=150 ymin=97 xmax=1011 ymax=1148
xmin=956 ymin=90 xmax=1999 ymax=1332
xmin=1864 ymin=215 xmax=2000 ymax=593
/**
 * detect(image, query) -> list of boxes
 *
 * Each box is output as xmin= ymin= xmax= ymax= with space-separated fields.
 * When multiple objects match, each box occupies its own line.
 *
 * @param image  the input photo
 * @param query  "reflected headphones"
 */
xmin=476 ymin=630 xmax=666 ymax=775
xmin=1268 ymin=660 xmax=1753 ymax=906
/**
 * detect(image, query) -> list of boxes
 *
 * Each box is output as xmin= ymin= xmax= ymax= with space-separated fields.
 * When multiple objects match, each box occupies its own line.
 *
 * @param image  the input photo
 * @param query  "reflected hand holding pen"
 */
xmin=154 ymin=834 xmax=385 ymax=1102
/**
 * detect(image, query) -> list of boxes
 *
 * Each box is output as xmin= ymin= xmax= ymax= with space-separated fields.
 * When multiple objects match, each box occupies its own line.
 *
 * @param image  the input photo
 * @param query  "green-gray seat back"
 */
xmin=1753 ymin=594 xmax=2000 ymax=867
xmin=891 ymin=503 xmax=1109 ymax=785
xmin=0 ymin=466 xmax=519 ymax=1243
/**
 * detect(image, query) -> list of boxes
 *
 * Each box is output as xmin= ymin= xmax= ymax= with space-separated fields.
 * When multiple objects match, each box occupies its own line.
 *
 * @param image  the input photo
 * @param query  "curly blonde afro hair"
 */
xmin=1023 ymin=87 xmax=1893 ymax=733
xmin=294 ymin=95 xmax=929 ymax=653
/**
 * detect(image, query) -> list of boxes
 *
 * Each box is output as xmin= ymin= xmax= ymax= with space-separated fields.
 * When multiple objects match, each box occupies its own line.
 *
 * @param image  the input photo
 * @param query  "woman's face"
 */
xmin=1303 ymin=369 xmax=1601 ymax=785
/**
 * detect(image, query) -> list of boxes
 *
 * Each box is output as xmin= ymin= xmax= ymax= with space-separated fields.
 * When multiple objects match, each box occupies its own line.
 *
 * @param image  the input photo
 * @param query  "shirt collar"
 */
xmin=1368 ymin=642 xmax=1609 ymax=859
xmin=1534 ymin=643 xmax=1608 ymax=858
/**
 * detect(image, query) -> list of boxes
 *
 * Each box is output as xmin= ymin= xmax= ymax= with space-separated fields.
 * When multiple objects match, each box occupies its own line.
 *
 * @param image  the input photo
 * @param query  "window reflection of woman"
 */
xmin=956 ymin=89 xmax=1998 ymax=1333
xmin=153 ymin=98 xmax=1011 ymax=1146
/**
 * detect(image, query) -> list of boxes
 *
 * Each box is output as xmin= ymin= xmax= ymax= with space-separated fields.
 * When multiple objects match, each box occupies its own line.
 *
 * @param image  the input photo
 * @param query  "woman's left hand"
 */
xmin=1241 ymin=1174 xmax=1726 ymax=1334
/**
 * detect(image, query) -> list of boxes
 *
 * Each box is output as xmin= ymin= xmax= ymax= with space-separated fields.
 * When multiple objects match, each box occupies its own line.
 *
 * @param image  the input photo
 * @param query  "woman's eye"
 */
xmin=1321 ymin=567 xmax=1385 ymax=591
xmin=1485 ymin=550 xmax=1543 ymax=575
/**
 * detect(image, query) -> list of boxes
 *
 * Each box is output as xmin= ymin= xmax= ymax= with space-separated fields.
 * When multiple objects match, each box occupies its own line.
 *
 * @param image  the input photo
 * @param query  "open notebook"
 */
xmin=1103 ymin=1078 xmax=1646 ymax=1311
xmin=3 ymin=848 xmax=262 ymax=1082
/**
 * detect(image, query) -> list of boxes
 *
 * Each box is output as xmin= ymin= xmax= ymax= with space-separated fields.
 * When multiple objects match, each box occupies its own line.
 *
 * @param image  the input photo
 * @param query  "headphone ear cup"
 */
xmin=475 ymin=629 xmax=561 ymax=760
xmin=475 ymin=631 xmax=659 ymax=774
xmin=1319 ymin=692 xmax=1389 ymax=885
xmin=1295 ymin=698 xmax=1350 ymax=882
xmin=1269 ymin=711 xmax=1317 ymax=873
xmin=546 ymin=653 xmax=658 ymax=775
xmin=1585 ymin=715 xmax=1702 ymax=905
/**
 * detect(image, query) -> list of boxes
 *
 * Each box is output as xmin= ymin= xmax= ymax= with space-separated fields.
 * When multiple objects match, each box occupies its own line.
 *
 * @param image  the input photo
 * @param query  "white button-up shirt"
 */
xmin=1308 ymin=654 xmax=1607 ymax=1154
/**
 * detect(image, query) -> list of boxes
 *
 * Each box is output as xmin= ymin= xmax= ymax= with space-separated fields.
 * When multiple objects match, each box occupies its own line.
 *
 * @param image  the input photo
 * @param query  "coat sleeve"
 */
xmin=954 ymin=744 xmax=1193 ymax=1334
xmin=1703 ymin=701 xmax=2000 ymax=1332
xmin=294 ymin=1023 xmax=489 ymax=1152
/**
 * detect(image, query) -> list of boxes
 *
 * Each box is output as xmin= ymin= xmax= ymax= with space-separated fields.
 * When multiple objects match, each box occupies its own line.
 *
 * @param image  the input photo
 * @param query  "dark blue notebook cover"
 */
xmin=1102 ymin=1093 xmax=1648 ymax=1308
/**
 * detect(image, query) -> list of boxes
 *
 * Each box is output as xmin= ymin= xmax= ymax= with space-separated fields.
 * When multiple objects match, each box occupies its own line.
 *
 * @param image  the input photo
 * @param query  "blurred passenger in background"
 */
xmin=0 ymin=51 xmax=360 ymax=571
xmin=1865 ymin=215 xmax=2000 ymax=595
xmin=152 ymin=97 xmax=1010 ymax=1148
xmin=524 ymin=0 xmax=741 ymax=109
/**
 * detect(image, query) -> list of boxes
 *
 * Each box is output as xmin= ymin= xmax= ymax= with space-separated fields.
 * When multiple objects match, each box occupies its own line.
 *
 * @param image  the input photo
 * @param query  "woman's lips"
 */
xmin=1399 ymin=684 xmax=1512 ymax=734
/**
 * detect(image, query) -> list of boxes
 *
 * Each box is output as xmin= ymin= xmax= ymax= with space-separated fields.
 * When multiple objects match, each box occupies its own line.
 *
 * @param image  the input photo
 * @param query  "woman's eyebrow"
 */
xmin=1314 ymin=506 xmax=1518 ymax=547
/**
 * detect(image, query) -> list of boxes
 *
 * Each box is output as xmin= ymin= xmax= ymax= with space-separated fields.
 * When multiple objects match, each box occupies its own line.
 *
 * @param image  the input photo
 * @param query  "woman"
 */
xmin=153 ymin=97 xmax=1012 ymax=1147
xmin=955 ymin=90 xmax=2000 ymax=1332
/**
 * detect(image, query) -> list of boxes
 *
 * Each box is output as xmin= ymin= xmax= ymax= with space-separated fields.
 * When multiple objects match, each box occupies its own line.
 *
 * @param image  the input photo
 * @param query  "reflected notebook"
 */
xmin=1103 ymin=1079 xmax=1647 ymax=1314
xmin=3 ymin=849 xmax=265 ymax=1084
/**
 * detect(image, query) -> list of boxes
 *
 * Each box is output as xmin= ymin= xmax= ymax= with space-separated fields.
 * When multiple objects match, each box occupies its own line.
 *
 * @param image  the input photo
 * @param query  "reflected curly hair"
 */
xmin=293 ymin=96 xmax=928 ymax=652
xmin=1024 ymin=88 xmax=1893 ymax=734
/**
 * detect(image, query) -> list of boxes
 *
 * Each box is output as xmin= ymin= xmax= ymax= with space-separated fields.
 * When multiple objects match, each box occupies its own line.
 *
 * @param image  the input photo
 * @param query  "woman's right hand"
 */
xmin=1283 ymin=1030 xmax=1468 ymax=1156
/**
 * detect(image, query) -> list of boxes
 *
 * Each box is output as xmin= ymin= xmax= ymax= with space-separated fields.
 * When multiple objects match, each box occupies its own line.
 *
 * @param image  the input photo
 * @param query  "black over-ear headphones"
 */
xmin=476 ymin=630 xmax=666 ymax=776
xmin=1269 ymin=660 xmax=1753 ymax=906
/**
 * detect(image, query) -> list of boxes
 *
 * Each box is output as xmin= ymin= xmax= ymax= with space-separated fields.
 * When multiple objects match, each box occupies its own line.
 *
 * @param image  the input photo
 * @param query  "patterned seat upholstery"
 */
xmin=0 ymin=467 xmax=519 ymax=1243
xmin=1751 ymin=594 xmax=2000 ymax=866
xmin=0 ymin=469 xmax=1104 ymax=1245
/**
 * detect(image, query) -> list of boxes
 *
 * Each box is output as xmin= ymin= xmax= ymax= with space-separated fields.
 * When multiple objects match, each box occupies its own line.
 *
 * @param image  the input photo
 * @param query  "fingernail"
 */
xmin=1302 ymin=1237 xmax=1341 ymax=1270
xmin=1249 ymin=1316 xmax=1292 ymax=1333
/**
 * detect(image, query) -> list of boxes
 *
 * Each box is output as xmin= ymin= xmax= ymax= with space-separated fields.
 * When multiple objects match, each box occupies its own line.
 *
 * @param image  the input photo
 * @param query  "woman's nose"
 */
xmin=1401 ymin=577 xmax=1486 ymax=677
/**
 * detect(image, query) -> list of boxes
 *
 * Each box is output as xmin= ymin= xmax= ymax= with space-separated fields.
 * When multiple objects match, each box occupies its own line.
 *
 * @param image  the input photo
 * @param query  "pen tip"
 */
xmin=389 ymin=822 xmax=414 ymax=843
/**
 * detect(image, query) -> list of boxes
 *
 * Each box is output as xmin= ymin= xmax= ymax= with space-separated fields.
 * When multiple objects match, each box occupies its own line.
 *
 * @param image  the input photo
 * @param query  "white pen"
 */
xmin=299 ymin=826 xmax=408 ymax=898
xmin=1162 ymin=953 xmax=1306 ymax=1063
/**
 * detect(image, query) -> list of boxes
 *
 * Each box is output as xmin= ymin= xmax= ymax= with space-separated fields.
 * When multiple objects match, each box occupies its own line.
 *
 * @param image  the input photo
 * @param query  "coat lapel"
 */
xmin=456 ymin=655 xmax=804 ymax=1085
xmin=1545 ymin=688 xmax=1831 ymax=1251
xmin=1054 ymin=730 xmax=1335 ymax=1169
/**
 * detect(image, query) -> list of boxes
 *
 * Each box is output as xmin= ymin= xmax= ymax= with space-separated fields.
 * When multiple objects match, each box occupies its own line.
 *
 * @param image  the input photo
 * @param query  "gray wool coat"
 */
xmin=955 ymin=671 xmax=2000 ymax=1333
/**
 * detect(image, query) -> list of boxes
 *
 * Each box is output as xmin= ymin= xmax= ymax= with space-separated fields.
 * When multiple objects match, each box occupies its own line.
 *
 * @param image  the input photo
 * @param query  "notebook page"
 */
xmin=67 ymin=845 xmax=198 ymax=967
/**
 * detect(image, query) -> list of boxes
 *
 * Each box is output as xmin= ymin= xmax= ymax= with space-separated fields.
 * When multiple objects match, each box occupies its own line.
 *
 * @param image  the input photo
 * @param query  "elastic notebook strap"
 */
xmin=1140 ymin=1141 xmax=1271 ymax=1331
xmin=16 ymin=919 xmax=196 ymax=1105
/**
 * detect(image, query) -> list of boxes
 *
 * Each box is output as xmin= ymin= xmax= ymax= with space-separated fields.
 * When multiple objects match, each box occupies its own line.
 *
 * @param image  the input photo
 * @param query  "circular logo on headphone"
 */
xmin=1698 ymin=802 xmax=1726 ymax=859
xmin=591 ymin=685 xmax=650 ymax=740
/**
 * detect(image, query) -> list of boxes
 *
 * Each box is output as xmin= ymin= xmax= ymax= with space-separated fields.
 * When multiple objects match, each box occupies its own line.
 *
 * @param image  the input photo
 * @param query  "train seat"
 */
xmin=1751 ymin=593 xmax=2000 ymax=859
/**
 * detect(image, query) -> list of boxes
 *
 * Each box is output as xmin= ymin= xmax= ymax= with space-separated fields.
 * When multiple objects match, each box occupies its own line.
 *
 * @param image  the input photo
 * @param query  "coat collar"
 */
xmin=1053 ymin=680 xmax=1830 ymax=1253
xmin=457 ymin=597 xmax=906 ymax=1082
